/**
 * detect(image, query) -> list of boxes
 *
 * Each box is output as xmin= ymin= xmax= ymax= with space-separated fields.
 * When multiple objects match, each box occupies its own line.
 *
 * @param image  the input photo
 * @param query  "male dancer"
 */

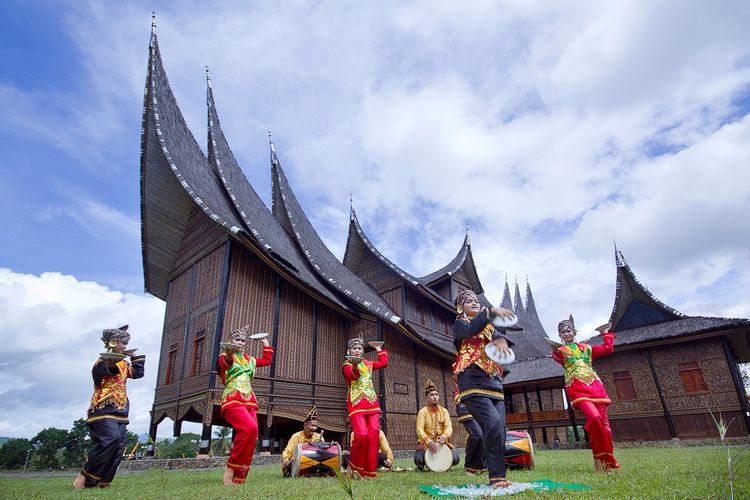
xmin=74 ymin=325 xmax=145 ymax=489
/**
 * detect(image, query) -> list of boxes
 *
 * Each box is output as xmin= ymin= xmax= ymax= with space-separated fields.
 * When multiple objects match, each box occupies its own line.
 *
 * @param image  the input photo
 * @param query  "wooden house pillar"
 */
xmin=147 ymin=419 xmax=158 ymax=456
xmin=522 ymin=387 xmax=534 ymax=442
xmin=721 ymin=336 xmax=750 ymax=434
xmin=173 ymin=419 xmax=182 ymax=438
xmin=199 ymin=424 xmax=212 ymax=455
xmin=536 ymin=386 xmax=548 ymax=445
xmin=645 ymin=348 xmax=677 ymax=438
xmin=377 ymin=320 xmax=388 ymax=434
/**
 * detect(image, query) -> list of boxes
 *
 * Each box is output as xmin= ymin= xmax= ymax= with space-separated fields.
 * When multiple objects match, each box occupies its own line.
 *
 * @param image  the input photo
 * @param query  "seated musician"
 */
xmin=414 ymin=379 xmax=460 ymax=471
xmin=281 ymin=406 xmax=323 ymax=477
xmin=342 ymin=429 xmax=394 ymax=471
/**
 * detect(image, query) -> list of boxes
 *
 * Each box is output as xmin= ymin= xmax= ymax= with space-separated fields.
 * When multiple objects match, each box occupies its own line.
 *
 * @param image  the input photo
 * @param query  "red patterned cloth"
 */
xmin=217 ymin=346 xmax=273 ymax=483
xmin=552 ymin=332 xmax=619 ymax=468
xmin=343 ymin=351 xmax=388 ymax=478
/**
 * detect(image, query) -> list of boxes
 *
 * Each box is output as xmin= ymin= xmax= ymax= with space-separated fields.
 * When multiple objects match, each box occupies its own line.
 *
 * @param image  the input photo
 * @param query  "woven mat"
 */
xmin=418 ymin=479 xmax=591 ymax=497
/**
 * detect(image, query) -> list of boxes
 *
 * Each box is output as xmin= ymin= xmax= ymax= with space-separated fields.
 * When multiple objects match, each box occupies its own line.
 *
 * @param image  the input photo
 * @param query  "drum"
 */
xmin=424 ymin=444 xmax=453 ymax=472
xmin=291 ymin=442 xmax=341 ymax=477
xmin=505 ymin=430 xmax=534 ymax=470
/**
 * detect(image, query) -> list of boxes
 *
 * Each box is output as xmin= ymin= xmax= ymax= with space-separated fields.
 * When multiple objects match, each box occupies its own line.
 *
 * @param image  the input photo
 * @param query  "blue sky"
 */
xmin=1 ymin=1 xmax=749 ymax=439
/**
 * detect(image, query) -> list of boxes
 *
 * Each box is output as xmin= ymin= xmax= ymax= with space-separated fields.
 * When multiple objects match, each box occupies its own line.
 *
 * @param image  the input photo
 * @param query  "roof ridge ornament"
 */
xmin=349 ymin=191 xmax=355 ymax=220
xmin=205 ymin=66 xmax=211 ymax=87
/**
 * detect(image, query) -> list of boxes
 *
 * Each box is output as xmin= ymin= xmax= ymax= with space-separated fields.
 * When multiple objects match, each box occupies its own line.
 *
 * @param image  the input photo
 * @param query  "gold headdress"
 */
xmin=304 ymin=406 xmax=318 ymax=423
xmin=347 ymin=336 xmax=364 ymax=351
xmin=558 ymin=315 xmax=576 ymax=334
xmin=424 ymin=378 xmax=438 ymax=397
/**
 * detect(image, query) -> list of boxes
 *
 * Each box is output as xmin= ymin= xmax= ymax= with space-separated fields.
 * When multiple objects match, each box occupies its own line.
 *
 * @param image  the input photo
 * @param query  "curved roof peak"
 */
xmin=269 ymin=142 xmax=404 ymax=325
xmin=345 ymin=206 xmax=421 ymax=286
xmin=418 ymin=231 xmax=475 ymax=287
xmin=608 ymin=246 xmax=685 ymax=331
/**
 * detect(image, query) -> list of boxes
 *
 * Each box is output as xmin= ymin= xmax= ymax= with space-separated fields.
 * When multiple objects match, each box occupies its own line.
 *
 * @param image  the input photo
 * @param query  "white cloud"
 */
xmin=1 ymin=1 xmax=750 ymax=439
xmin=0 ymin=269 xmax=165 ymax=438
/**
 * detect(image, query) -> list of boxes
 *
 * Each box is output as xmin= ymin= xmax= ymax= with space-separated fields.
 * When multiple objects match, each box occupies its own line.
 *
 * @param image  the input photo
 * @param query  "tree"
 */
xmin=62 ymin=419 xmax=90 ymax=468
xmin=0 ymin=438 xmax=32 ymax=469
xmin=31 ymin=428 xmax=68 ymax=469
xmin=159 ymin=433 xmax=200 ymax=458
xmin=211 ymin=426 xmax=231 ymax=456
xmin=123 ymin=431 xmax=139 ymax=459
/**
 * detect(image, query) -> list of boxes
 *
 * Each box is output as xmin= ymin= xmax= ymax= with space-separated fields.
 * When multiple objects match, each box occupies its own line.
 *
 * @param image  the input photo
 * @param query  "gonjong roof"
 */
xmin=588 ymin=245 xmax=750 ymax=362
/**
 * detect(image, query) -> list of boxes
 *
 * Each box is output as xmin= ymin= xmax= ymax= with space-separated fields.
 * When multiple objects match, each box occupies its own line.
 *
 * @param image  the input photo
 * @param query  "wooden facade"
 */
xmin=140 ymin=25 xmax=749 ymax=459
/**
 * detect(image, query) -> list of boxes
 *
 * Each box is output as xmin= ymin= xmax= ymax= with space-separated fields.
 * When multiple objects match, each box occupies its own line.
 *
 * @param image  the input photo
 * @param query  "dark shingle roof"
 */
xmin=419 ymin=234 xmax=484 ymax=295
xmin=508 ymin=281 xmax=551 ymax=361
xmin=205 ymin=73 xmax=350 ymax=312
xmin=503 ymin=356 xmax=563 ymax=385
xmin=141 ymin=27 xmax=244 ymax=299
xmin=592 ymin=245 xmax=750 ymax=362
xmin=343 ymin=208 xmax=455 ymax=311
xmin=269 ymin=145 xmax=403 ymax=325
xmin=589 ymin=316 xmax=750 ymax=349
xmin=609 ymin=244 xmax=684 ymax=331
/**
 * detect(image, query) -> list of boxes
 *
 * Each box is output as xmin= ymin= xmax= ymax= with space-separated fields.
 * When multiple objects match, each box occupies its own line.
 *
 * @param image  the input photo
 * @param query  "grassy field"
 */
xmin=0 ymin=446 xmax=747 ymax=499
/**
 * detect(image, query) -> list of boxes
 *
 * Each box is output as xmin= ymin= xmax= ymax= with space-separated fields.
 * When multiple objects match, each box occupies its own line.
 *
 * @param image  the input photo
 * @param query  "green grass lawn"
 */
xmin=1 ymin=446 xmax=747 ymax=499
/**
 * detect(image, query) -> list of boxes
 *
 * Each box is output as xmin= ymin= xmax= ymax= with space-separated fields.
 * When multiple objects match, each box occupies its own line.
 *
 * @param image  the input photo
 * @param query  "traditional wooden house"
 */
xmin=140 ymin=23 xmax=473 ymax=453
xmin=140 ymin=22 xmax=748 ymax=456
xmin=588 ymin=247 xmax=750 ymax=440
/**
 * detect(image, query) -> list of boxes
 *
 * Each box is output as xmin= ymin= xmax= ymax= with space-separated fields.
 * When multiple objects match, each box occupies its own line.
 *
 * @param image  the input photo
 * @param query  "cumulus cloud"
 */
xmin=1 ymin=2 xmax=749 ymax=436
xmin=0 ymin=269 xmax=165 ymax=438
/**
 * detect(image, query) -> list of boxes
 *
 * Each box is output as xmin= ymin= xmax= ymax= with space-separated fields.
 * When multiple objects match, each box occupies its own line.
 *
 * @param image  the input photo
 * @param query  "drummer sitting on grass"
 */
xmin=414 ymin=379 xmax=460 ymax=471
xmin=281 ymin=406 xmax=323 ymax=477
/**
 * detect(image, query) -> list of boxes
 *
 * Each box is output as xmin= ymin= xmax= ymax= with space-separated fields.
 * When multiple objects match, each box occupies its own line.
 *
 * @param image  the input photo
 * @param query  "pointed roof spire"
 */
xmin=614 ymin=241 xmax=627 ymax=267
xmin=608 ymin=245 xmax=683 ymax=331
xmin=500 ymin=277 xmax=513 ymax=309
xmin=349 ymin=191 xmax=354 ymax=220
xmin=465 ymin=221 xmax=471 ymax=245
xmin=205 ymin=65 xmax=211 ymax=87
xmin=269 ymin=131 xmax=277 ymax=162
xmin=513 ymin=279 xmax=526 ymax=317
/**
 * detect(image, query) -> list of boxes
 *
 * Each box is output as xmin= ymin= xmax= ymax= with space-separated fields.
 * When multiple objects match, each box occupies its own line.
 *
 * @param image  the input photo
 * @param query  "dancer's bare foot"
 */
xmin=72 ymin=473 xmax=86 ymax=489
xmin=594 ymin=458 xmax=604 ymax=472
xmin=223 ymin=466 xmax=235 ymax=485
xmin=491 ymin=479 xmax=513 ymax=488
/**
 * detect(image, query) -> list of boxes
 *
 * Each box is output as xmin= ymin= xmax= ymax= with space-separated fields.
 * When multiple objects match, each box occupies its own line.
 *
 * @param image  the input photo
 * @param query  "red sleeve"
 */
xmin=371 ymin=350 xmax=389 ymax=370
xmin=551 ymin=349 xmax=564 ymax=365
xmin=591 ymin=333 xmax=615 ymax=359
xmin=342 ymin=362 xmax=360 ymax=383
xmin=255 ymin=346 xmax=274 ymax=367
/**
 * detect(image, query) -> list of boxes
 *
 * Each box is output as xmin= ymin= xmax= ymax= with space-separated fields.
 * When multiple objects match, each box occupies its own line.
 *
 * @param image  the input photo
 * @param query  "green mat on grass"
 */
xmin=418 ymin=479 xmax=591 ymax=497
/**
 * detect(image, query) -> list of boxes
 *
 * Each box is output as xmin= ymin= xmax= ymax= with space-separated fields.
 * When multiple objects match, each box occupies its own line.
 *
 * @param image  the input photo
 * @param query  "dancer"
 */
xmin=414 ymin=379 xmax=459 ymax=471
xmin=453 ymin=289 xmax=515 ymax=489
xmin=73 ymin=325 xmax=145 ymax=489
xmin=551 ymin=316 xmax=619 ymax=471
xmin=342 ymin=430 xmax=393 ymax=471
xmin=454 ymin=383 xmax=485 ymax=475
xmin=342 ymin=337 xmax=388 ymax=479
xmin=218 ymin=326 xmax=273 ymax=484
xmin=281 ymin=406 xmax=323 ymax=477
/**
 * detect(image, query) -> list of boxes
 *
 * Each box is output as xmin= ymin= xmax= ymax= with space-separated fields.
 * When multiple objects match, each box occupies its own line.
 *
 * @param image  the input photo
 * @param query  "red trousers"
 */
xmin=577 ymin=401 xmax=619 ymax=469
xmin=223 ymin=404 xmax=259 ymax=483
xmin=349 ymin=412 xmax=380 ymax=478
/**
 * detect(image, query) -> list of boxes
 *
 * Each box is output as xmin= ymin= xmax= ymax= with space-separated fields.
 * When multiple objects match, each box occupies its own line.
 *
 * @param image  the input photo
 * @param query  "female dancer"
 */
xmin=74 ymin=325 xmax=145 ymax=489
xmin=453 ymin=289 xmax=515 ymax=489
xmin=218 ymin=326 xmax=273 ymax=484
xmin=342 ymin=337 xmax=388 ymax=479
xmin=551 ymin=316 xmax=619 ymax=470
